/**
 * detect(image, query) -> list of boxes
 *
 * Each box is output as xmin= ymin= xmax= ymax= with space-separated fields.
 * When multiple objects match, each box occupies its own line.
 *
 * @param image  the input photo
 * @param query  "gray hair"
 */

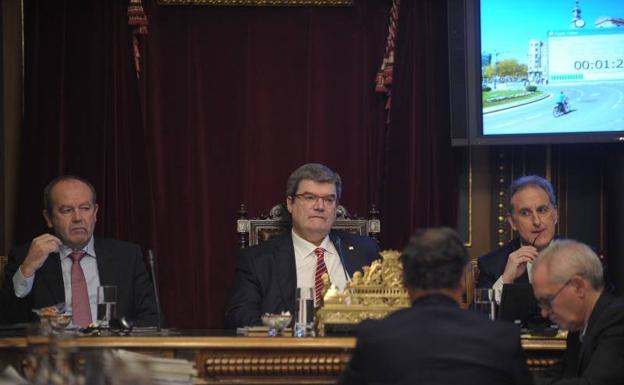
xmin=508 ymin=175 xmax=557 ymax=214
xmin=535 ymin=239 xmax=604 ymax=290
xmin=286 ymin=163 xmax=342 ymax=200
xmin=44 ymin=175 xmax=97 ymax=212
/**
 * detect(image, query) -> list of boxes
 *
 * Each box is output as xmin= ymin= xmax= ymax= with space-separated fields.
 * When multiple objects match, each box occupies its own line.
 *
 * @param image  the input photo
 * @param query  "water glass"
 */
xmin=97 ymin=285 xmax=117 ymax=327
xmin=473 ymin=288 xmax=496 ymax=321
xmin=294 ymin=287 xmax=315 ymax=337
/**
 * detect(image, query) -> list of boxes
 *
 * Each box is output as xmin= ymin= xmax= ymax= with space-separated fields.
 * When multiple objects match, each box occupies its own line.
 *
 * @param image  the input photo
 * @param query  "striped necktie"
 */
xmin=314 ymin=247 xmax=328 ymax=306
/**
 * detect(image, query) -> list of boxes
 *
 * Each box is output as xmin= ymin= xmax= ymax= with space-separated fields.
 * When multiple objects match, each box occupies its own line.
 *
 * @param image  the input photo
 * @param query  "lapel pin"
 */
xmin=348 ymin=246 xmax=354 ymax=251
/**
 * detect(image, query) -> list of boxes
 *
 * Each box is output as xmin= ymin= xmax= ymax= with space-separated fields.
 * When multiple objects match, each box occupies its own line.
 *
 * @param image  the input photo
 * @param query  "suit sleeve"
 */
xmin=510 ymin=333 xmax=536 ymax=385
xmin=534 ymin=315 xmax=624 ymax=385
xmin=0 ymin=246 xmax=35 ymax=324
xmin=477 ymin=256 xmax=498 ymax=289
xmin=224 ymin=248 xmax=264 ymax=329
xmin=338 ymin=320 xmax=373 ymax=385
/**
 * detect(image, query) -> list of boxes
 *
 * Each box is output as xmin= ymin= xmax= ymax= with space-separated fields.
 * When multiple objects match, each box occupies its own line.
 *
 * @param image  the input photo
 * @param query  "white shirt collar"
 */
xmin=59 ymin=236 xmax=96 ymax=260
xmin=291 ymin=229 xmax=335 ymax=258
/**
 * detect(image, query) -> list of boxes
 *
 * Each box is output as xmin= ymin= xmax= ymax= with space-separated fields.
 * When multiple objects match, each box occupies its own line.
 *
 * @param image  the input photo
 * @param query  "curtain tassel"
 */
xmin=128 ymin=0 xmax=149 ymax=78
xmin=375 ymin=0 xmax=401 ymax=123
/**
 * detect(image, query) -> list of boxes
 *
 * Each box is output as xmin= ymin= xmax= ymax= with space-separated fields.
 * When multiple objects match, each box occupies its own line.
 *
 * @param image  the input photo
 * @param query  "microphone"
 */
xmin=333 ymin=236 xmax=351 ymax=283
xmin=147 ymin=249 xmax=162 ymax=332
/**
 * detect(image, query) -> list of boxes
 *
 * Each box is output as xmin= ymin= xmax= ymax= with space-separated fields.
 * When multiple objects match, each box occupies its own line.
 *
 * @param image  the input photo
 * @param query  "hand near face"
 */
xmin=20 ymin=233 xmax=62 ymax=277
xmin=501 ymin=245 xmax=538 ymax=284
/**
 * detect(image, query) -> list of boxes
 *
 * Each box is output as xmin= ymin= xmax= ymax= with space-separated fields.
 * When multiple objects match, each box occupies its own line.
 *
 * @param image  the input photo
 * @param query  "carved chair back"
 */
xmin=237 ymin=204 xmax=380 ymax=248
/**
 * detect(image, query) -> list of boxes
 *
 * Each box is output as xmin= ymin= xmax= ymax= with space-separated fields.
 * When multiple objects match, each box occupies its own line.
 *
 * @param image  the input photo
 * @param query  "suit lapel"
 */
xmin=274 ymin=234 xmax=297 ymax=312
xmin=330 ymin=231 xmax=362 ymax=276
xmin=94 ymin=238 xmax=115 ymax=286
xmin=576 ymin=292 xmax=613 ymax=374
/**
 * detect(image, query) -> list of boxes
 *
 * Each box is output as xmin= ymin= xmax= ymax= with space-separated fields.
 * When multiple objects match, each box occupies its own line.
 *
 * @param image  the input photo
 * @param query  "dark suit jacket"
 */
xmin=534 ymin=292 xmax=624 ymax=385
xmin=339 ymin=294 xmax=534 ymax=385
xmin=224 ymin=230 xmax=379 ymax=329
xmin=477 ymin=238 xmax=615 ymax=293
xmin=0 ymin=237 xmax=158 ymax=326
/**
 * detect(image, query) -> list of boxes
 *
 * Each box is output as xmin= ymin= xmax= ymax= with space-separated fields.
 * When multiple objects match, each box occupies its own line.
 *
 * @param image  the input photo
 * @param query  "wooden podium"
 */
xmin=0 ymin=334 xmax=564 ymax=384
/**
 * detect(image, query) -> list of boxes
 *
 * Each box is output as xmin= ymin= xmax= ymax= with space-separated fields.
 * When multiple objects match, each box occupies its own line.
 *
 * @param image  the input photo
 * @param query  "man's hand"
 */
xmin=20 ymin=234 xmax=62 ymax=277
xmin=501 ymin=246 xmax=538 ymax=284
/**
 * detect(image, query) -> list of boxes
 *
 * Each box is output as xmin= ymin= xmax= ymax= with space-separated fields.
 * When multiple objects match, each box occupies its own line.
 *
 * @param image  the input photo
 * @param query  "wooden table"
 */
xmin=0 ymin=333 xmax=566 ymax=385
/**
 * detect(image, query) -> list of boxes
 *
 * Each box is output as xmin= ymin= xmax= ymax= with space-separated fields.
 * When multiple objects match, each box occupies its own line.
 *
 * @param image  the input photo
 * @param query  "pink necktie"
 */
xmin=70 ymin=251 xmax=92 ymax=327
xmin=314 ymin=247 xmax=328 ymax=306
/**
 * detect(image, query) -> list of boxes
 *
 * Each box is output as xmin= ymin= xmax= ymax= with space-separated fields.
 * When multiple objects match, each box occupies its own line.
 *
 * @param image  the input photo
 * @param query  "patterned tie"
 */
xmin=70 ymin=251 xmax=92 ymax=327
xmin=314 ymin=247 xmax=328 ymax=306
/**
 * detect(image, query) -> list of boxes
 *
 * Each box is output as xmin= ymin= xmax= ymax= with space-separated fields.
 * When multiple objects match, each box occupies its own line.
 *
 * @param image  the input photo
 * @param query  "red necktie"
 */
xmin=70 ymin=251 xmax=92 ymax=327
xmin=314 ymin=247 xmax=328 ymax=306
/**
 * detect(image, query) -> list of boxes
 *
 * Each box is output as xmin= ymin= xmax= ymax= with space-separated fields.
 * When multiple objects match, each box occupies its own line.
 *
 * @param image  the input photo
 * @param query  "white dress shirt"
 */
xmin=13 ymin=237 xmax=100 ymax=321
xmin=292 ymin=230 xmax=348 ymax=292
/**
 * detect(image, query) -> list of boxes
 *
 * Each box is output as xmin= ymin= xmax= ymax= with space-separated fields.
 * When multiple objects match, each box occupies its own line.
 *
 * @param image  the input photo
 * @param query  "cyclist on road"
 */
xmin=555 ymin=91 xmax=568 ymax=113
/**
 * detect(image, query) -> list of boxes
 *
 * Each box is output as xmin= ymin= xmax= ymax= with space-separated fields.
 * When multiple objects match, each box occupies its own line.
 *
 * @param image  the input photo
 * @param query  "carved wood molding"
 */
xmin=205 ymin=352 xmax=349 ymax=375
xmin=526 ymin=358 xmax=558 ymax=370
xmin=0 ymin=335 xmax=565 ymax=381
xmin=494 ymin=149 xmax=512 ymax=247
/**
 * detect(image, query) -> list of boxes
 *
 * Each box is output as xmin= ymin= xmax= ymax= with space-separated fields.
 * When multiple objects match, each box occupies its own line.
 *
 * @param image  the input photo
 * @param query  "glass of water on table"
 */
xmin=97 ymin=285 xmax=117 ymax=328
xmin=473 ymin=288 xmax=496 ymax=321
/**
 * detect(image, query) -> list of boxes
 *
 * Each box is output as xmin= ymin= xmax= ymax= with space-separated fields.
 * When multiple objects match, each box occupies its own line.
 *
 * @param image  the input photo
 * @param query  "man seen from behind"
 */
xmin=340 ymin=227 xmax=533 ymax=385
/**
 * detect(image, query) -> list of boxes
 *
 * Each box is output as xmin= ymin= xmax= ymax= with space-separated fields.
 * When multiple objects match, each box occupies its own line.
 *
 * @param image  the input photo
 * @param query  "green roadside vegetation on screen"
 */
xmin=483 ymin=90 xmax=544 ymax=108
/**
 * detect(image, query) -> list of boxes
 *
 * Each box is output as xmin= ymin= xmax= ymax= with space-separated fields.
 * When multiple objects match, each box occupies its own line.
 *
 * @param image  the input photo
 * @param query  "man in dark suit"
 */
xmin=478 ymin=175 xmax=558 ymax=300
xmin=532 ymin=239 xmax=624 ymax=385
xmin=339 ymin=227 xmax=533 ymax=385
xmin=224 ymin=163 xmax=379 ymax=329
xmin=0 ymin=176 xmax=157 ymax=326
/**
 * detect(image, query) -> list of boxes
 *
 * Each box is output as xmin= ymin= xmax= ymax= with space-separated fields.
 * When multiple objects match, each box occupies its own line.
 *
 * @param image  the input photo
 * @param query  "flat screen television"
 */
xmin=448 ymin=0 xmax=624 ymax=145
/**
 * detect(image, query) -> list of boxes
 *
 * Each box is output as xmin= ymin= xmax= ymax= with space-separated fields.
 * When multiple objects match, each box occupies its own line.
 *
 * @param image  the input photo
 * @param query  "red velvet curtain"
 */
xmin=381 ymin=0 xmax=458 ymax=248
xmin=16 ymin=0 xmax=154 ymax=247
xmin=15 ymin=0 xmax=456 ymax=329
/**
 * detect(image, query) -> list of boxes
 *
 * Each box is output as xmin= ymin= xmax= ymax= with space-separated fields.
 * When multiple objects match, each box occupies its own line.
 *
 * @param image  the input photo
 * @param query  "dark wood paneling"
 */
xmin=467 ymin=144 xmax=624 ymax=291
xmin=605 ymin=144 xmax=624 ymax=295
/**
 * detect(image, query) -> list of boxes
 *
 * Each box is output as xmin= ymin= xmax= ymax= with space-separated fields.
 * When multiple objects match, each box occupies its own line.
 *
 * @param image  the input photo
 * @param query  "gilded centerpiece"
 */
xmin=315 ymin=250 xmax=410 ymax=336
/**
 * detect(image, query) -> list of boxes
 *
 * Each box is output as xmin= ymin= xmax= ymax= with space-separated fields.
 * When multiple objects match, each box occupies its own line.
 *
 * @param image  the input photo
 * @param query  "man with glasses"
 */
xmin=477 ymin=175 xmax=558 ymax=301
xmin=224 ymin=163 xmax=379 ymax=329
xmin=532 ymin=239 xmax=624 ymax=384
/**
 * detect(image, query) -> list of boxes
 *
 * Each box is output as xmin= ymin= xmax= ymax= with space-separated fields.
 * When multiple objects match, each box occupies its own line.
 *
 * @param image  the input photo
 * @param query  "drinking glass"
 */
xmin=294 ymin=287 xmax=315 ymax=337
xmin=97 ymin=286 xmax=117 ymax=328
xmin=473 ymin=288 xmax=496 ymax=320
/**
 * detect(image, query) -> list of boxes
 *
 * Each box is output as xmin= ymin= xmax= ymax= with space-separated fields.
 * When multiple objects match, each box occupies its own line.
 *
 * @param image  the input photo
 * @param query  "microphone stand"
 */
xmin=147 ymin=250 xmax=162 ymax=333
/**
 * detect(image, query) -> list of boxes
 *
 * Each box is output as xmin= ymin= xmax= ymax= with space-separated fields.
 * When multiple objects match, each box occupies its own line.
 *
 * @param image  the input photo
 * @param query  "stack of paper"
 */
xmin=113 ymin=349 xmax=197 ymax=385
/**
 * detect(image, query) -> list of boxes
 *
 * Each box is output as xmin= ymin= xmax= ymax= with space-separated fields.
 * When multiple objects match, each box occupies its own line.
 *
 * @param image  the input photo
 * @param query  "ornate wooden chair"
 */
xmin=463 ymin=259 xmax=480 ymax=307
xmin=236 ymin=203 xmax=381 ymax=248
xmin=0 ymin=255 xmax=8 ymax=287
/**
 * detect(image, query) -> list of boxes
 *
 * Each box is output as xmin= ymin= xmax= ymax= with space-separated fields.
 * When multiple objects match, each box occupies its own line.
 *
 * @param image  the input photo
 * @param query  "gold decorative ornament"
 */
xmin=316 ymin=250 xmax=410 ymax=336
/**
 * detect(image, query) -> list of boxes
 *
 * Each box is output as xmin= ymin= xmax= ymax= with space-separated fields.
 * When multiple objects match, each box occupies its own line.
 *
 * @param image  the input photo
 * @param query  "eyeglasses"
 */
xmin=293 ymin=193 xmax=337 ymax=205
xmin=536 ymin=279 xmax=571 ymax=311
xmin=515 ymin=205 xmax=554 ymax=219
